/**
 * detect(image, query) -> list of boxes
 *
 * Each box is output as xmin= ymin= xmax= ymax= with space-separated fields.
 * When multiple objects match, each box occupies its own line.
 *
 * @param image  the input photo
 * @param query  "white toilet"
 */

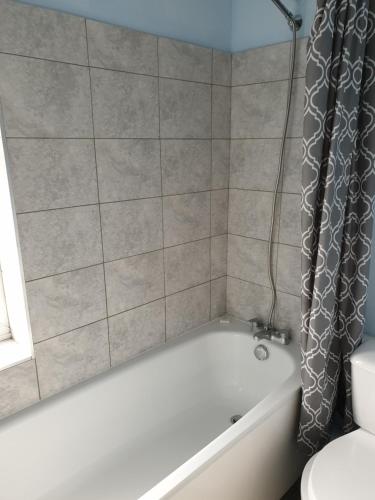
xmin=301 ymin=337 xmax=375 ymax=500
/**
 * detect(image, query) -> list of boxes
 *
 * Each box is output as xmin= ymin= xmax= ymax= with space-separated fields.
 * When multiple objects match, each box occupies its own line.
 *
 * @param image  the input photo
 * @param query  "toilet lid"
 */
xmin=302 ymin=429 xmax=375 ymax=500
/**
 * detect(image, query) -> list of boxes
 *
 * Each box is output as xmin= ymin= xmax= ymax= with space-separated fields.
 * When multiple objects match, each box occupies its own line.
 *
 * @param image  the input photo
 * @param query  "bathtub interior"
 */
xmin=0 ymin=318 xmax=298 ymax=500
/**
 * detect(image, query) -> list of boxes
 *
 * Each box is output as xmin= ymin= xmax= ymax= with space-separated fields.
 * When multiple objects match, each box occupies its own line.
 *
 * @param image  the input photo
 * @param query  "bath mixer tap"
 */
xmin=248 ymin=318 xmax=291 ymax=345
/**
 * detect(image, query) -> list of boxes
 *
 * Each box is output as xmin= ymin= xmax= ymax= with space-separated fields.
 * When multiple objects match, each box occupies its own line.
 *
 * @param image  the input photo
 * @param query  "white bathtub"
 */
xmin=0 ymin=316 xmax=303 ymax=500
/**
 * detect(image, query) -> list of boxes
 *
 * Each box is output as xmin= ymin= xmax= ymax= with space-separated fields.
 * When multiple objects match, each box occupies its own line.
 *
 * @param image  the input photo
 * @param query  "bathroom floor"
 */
xmin=281 ymin=479 xmax=301 ymax=500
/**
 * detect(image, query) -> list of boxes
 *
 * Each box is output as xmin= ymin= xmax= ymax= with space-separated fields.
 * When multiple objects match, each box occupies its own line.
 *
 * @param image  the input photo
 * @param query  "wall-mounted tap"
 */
xmin=248 ymin=318 xmax=291 ymax=345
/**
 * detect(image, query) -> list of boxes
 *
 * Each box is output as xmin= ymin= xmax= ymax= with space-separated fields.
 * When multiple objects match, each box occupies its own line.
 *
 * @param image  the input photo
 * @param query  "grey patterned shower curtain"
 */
xmin=299 ymin=0 xmax=375 ymax=455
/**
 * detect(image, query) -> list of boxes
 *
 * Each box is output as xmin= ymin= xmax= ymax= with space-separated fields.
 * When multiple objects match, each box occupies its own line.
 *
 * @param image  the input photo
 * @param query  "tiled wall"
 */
xmin=227 ymin=40 xmax=306 ymax=341
xmin=0 ymin=0 xmax=230 ymax=418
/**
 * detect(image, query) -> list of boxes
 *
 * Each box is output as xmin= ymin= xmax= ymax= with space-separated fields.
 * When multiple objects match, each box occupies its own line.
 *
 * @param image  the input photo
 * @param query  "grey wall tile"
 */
xmin=287 ymin=78 xmax=305 ymax=138
xmin=211 ymin=277 xmax=227 ymax=319
xmin=231 ymin=80 xmax=287 ymax=139
xmin=163 ymin=192 xmax=210 ymax=246
xmin=275 ymin=291 xmax=301 ymax=343
xmin=159 ymin=79 xmax=211 ymax=138
xmin=212 ymin=85 xmax=231 ymax=139
xmin=105 ymin=250 xmax=164 ymax=316
xmin=282 ymin=139 xmax=303 ymax=194
xmin=27 ymin=265 xmax=106 ymax=343
xmin=91 ymin=68 xmax=158 ymax=138
xmin=109 ymin=299 xmax=165 ymax=367
xmin=86 ymin=20 xmax=157 ymax=75
xmin=232 ymin=42 xmax=290 ymax=85
xmin=164 ymin=238 xmax=210 ymax=295
xmin=101 ymin=198 xmax=163 ymax=261
xmin=230 ymin=139 xmax=281 ymax=191
xmin=294 ymin=38 xmax=308 ymax=78
xmin=96 ymin=139 xmax=161 ymax=203
xmin=211 ymin=235 xmax=227 ymax=279
xmin=276 ymin=244 xmax=301 ymax=296
xmin=8 ymin=139 xmax=98 ymax=213
xmin=211 ymin=189 xmax=228 ymax=236
xmin=18 ymin=206 xmax=102 ymax=281
xmin=227 ymin=276 xmax=271 ymax=323
xmin=161 ymin=140 xmax=211 ymax=195
xmin=228 ymin=189 xmax=274 ymax=240
xmin=228 ymin=234 xmax=276 ymax=287
xmin=0 ymin=360 xmax=39 ymax=420
xmin=35 ymin=320 xmax=110 ymax=399
xmin=0 ymin=54 xmax=92 ymax=138
xmin=212 ymin=50 xmax=231 ymax=86
xmin=166 ymin=283 xmax=210 ymax=340
xmin=158 ymin=38 xmax=212 ymax=83
xmin=0 ymin=0 xmax=87 ymax=65
xmin=279 ymin=194 xmax=301 ymax=246
xmin=212 ymin=140 xmax=229 ymax=189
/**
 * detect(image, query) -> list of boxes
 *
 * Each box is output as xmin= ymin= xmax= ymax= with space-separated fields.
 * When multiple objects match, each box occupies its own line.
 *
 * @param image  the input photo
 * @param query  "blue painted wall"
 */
xmin=231 ymin=0 xmax=316 ymax=51
xmin=20 ymin=0 xmax=232 ymax=51
xmin=21 ymin=0 xmax=317 ymax=52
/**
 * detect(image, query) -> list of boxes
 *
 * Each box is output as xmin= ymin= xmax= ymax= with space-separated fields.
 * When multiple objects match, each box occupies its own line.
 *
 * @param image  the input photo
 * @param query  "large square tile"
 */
xmin=96 ymin=139 xmax=161 ymax=202
xmin=18 ymin=206 xmax=102 ymax=281
xmin=105 ymin=251 xmax=164 ymax=315
xmin=87 ymin=19 xmax=157 ymax=75
xmin=158 ymin=38 xmax=211 ymax=83
xmin=211 ymin=189 xmax=228 ymax=236
xmin=91 ymin=68 xmax=159 ymax=138
xmin=212 ymin=50 xmax=231 ymax=86
xmin=231 ymin=80 xmax=287 ymax=138
xmin=8 ymin=139 xmax=98 ymax=212
xmin=35 ymin=320 xmax=110 ymax=398
xmin=166 ymin=283 xmax=210 ymax=340
xmin=0 ymin=0 xmax=87 ymax=65
xmin=232 ymin=42 xmax=290 ymax=85
xmin=163 ymin=192 xmax=210 ymax=246
xmin=159 ymin=79 xmax=211 ymax=138
xmin=27 ymin=265 xmax=106 ymax=343
xmin=211 ymin=235 xmax=227 ymax=279
xmin=228 ymin=189 xmax=274 ymax=240
xmin=211 ymin=277 xmax=227 ymax=319
xmin=101 ymin=198 xmax=163 ymax=261
xmin=227 ymin=277 xmax=271 ymax=323
xmin=0 ymin=54 xmax=92 ymax=138
xmin=0 ymin=360 xmax=39 ymax=419
xmin=164 ymin=238 xmax=210 ymax=295
xmin=212 ymin=85 xmax=231 ymax=139
xmin=109 ymin=299 xmax=165 ymax=366
xmin=161 ymin=139 xmax=211 ymax=195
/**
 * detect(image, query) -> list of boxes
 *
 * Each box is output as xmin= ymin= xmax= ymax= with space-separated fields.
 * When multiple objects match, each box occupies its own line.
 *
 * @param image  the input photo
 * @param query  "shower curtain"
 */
xmin=299 ymin=0 xmax=375 ymax=455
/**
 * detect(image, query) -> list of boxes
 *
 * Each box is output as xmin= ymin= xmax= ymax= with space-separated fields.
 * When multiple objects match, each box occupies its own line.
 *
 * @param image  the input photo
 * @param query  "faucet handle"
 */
xmin=275 ymin=329 xmax=291 ymax=345
xmin=248 ymin=318 xmax=263 ymax=331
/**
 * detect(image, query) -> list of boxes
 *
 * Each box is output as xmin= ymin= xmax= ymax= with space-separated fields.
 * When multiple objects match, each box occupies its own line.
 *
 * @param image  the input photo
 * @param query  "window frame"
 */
xmin=0 ymin=103 xmax=33 ymax=371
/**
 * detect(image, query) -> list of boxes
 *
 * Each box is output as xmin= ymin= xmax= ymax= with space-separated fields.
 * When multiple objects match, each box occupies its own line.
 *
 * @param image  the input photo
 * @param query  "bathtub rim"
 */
xmin=0 ymin=315 xmax=301 ymax=500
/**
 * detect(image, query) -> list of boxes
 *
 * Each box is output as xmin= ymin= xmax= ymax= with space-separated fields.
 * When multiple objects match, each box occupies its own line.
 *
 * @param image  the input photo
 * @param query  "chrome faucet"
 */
xmin=248 ymin=318 xmax=291 ymax=345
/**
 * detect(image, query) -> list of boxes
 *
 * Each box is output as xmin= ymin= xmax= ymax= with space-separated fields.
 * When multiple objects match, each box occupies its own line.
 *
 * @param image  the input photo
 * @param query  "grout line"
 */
xmin=33 ymin=357 xmax=42 ymax=401
xmin=24 ymin=235 xmax=226 ymax=284
xmin=156 ymin=37 xmax=167 ymax=344
xmin=228 ymin=231 xmax=301 ymax=249
xmin=15 ymin=188 xmax=235 ymax=216
xmin=231 ymin=76 xmax=305 ymax=88
xmin=209 ymin=47 xmax=213 ymax=320
xmin=33 ymin=318 xmax=108 ymax=345
xmin=0 ymin=49 xmax=232 ymax=88
xmin=5 ymin=137 xmax=224 ymax=141
xmin=85 ymin=18 xmax=112 ymax=367
xmin=227 ymin=274 xmax=300 ymax=299
xmin=33 ymin=277 xmax=216 ymax=347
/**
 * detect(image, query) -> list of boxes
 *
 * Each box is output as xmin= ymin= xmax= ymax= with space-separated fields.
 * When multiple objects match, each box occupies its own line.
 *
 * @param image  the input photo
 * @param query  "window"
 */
xmin=0 ymin=107 xmax=33 ymax=370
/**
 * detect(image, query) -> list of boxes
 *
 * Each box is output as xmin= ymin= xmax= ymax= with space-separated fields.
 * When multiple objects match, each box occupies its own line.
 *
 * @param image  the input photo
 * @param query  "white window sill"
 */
xmin=0 ymin=338 xmax=32 ymax=371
